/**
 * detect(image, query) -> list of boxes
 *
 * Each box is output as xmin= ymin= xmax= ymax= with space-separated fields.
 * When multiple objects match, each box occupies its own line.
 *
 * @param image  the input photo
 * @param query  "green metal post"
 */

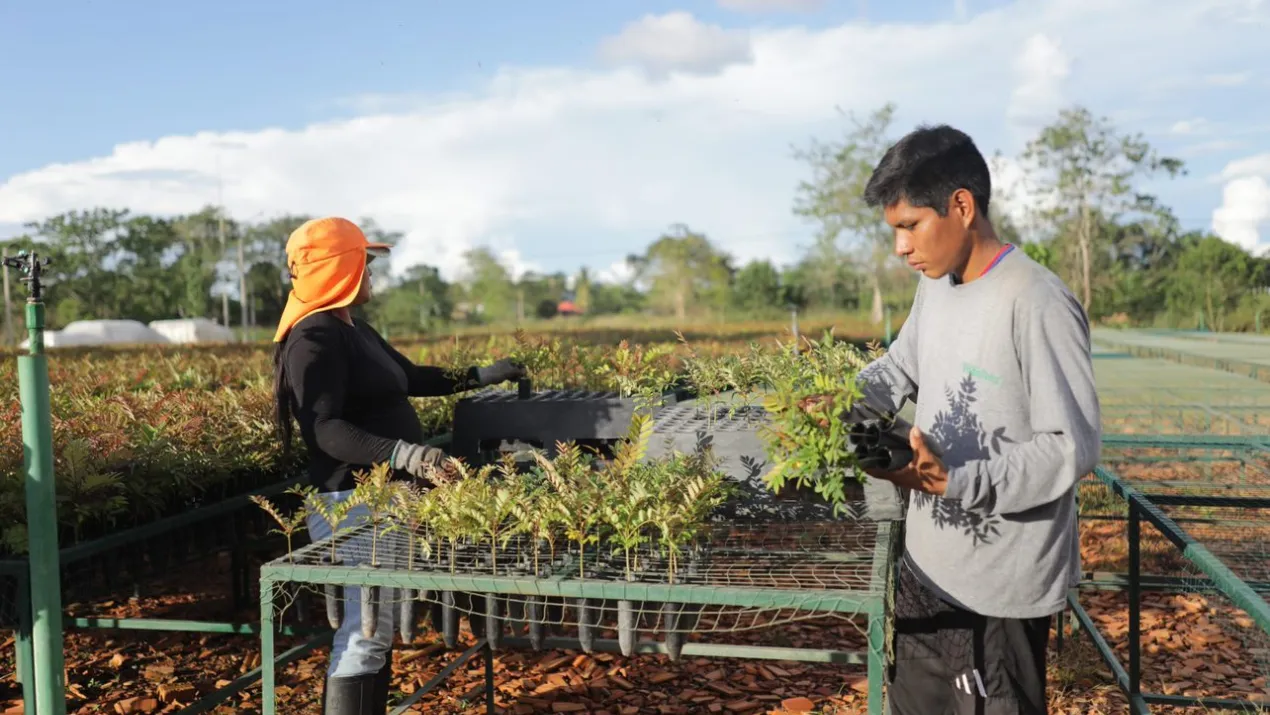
xmin=261 ymin=578 xmax=276 ymax=715
xmin=883 ymin=307 xmax=893 ymax=348
xmin=9 ymin=252 xmax=68 ymax=715
xmin=14 ymin=563 xmax=37 ymax=715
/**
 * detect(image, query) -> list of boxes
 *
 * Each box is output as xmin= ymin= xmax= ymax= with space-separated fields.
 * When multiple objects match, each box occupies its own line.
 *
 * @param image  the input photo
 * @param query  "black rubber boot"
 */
xmin=322 ymin=673 xmax=378 ymax=715
xmin=372 ymin=651 xmax=393 ymax=714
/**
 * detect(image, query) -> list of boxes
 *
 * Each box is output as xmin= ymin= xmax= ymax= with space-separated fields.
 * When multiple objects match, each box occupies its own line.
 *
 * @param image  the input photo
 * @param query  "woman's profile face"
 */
xmin=352 ymin=264 xmax=373 ymax=305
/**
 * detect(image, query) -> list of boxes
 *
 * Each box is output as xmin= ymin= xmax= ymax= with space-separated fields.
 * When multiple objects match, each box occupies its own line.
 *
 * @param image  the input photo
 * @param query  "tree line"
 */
xmin=1 ymin=103 xmax=1267 ymax=341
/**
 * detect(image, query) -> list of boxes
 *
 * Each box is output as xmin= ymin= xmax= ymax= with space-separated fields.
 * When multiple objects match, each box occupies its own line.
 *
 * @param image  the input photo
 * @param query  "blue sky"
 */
xmin=1 ymin=0 xmax=1266 ymax=279
xmin=0 ymin=0 xmax=987 ymax=178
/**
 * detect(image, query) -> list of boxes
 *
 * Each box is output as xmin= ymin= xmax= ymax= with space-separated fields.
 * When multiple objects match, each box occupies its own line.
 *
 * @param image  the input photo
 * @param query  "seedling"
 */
xmin=302 ymin=487 xmax=357 ymax=630
xmin=349 ymin=462 xmax=405 ymax=639
xmin=249 ymin=484 xmax=312 ymax=563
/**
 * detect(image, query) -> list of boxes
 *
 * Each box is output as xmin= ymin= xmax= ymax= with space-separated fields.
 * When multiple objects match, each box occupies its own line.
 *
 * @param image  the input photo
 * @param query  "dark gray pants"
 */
xmin=888 ymin=555 xmax=1051 ymax=715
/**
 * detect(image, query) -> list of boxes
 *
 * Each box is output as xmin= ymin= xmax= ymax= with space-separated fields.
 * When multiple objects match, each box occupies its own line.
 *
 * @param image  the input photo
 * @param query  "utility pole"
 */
xmin=2 ymin=247 xmax=11 ymax=345
xmin=219 ymin=213 xmax=230 ymax=329
xmin=238 ymin=229 xmax=248 ymax=334
xmin=216 ymin=154 xmax=231 ymax=330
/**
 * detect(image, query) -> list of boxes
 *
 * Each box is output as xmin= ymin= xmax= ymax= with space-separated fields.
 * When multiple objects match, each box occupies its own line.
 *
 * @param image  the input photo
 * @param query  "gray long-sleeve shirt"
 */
xmin=858 ymin=247 xmax=1101 ymax=619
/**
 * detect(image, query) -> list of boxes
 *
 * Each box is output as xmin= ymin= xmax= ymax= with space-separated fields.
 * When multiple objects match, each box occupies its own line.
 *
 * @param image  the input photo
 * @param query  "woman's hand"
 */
xmin=476 ymin=358 xmax=527 ymax=386
xmin=391 ymin=441 xmax=450 ymax=486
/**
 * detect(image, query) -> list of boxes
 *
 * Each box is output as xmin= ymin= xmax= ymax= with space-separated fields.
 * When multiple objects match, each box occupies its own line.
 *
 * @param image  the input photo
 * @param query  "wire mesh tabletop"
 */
xmin=1093 ymin=444 xmax=1270 ymax=501
xmin=1092 ymin=356 xmax=1270 ymax=435
xmin=1093 ymin=329 xmax=1270 ymax=368
xmin=266 ymin=517 xmax=892 ymax=610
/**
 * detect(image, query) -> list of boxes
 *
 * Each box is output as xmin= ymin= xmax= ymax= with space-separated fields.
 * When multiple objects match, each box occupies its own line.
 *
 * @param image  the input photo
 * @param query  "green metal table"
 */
xmin=1069 ymin=440 xmax=1270 ymax=713
xmin=259 ymin=517 xmax=899 ymax=714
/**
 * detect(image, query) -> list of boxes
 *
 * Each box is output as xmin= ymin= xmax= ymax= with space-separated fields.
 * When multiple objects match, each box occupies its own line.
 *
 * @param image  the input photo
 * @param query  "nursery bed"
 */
xmin=259 ymin=517 xmax=899 ymax=715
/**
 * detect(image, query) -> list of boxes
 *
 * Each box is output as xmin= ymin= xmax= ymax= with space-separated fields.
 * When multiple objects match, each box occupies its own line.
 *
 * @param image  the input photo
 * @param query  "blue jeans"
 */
xmin=305 ymin=489 xmax=399 ymax=678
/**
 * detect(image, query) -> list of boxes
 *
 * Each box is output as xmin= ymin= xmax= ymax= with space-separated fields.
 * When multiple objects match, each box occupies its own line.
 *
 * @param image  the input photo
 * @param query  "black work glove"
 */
xmin=391 ymin=440 xmax=447 ymax=481
xmin=475 ymin=358 xmax=527 ymax=386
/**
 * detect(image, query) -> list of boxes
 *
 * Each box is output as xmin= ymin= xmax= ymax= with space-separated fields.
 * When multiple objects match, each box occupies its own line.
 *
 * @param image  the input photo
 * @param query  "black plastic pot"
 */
xmin=576 ymin=598 xmax=596 ymax=653
xmin=441 ymin=591 xmax=459 ymax=649
xmin=360 ymin=582 xmax=380 ymax=640
xmin=485 ymin=594 xmax=504 ymax=650
xmin=661 ymin=559 xmax=702 ymax=662
xmin=398 ymin=588 xmax=416 ymax=643
xmin=464 ymin=593 xmax=487 ymax=638
xmin=617 ymin=596 xmax=637 ymax=657
xmin=294 ymin=588 xmax=310 ymax=625
xmin=321 ymin=554 xmax=344 ymax=630
xmin=426 ymin=590 xmax=443 ymax=635
xmin=526 ymin=596 xmax=545 ymax=650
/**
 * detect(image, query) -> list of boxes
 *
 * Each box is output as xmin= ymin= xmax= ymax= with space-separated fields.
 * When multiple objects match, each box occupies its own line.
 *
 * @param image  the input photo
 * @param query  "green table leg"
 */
xmin=261 ymin=579 xmax=276 ymax=715
xmin=867 ymin=611 xmax=885 ymax=715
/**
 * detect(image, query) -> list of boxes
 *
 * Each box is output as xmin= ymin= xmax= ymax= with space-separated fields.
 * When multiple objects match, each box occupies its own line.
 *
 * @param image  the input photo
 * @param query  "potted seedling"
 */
xmin=601 ymin=477 xmax=654 ymax=656
xmin=426 ymin=477 xmax=472 ymax=649
xmin=250 ymin=485 xmax=313 ymax=625
xmin=650 ymin=455 xmax=729 ymax=662
xmin=389 ymin=482 xmax=435 ymax=644
xmin=511 ymin=478 xmax=560 ymax=650
xmin=531 ymin=442 xmax=604 ymax=653
xmin=750 ymin=331 xmax=881 ymax=511
xmin=302 ymin=488 xmax=357 ymax=630
xmin=600 ymin=413 xmax=656 ymax=656
xmin=249 ymin=484 xmax=313 ymax=563
xmin=350 ymin=463 xmax=405 ymax=640
xmin=459 ymin=458 xmax=522 ymax=650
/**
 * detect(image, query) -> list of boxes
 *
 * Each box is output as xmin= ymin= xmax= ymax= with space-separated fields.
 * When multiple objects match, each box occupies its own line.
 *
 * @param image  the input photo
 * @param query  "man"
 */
xmin=856 ymin=125 xmax=1101 ymax=714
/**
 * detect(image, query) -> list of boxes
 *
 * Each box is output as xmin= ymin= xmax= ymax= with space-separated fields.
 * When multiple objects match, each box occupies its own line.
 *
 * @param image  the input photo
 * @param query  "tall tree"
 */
xmin=732 ymin=259 xmax=783 ymax=314
xmin=573 ymin=267 xmax=592 ymax=314
xmin=459 ymin=247 xmax=516 ymax=322
xmin=1019 ymin=106 xmax=1184 ymax=312
xmin=633 ymin=225 xmax=733 ymax=319
xmin=792 ymin=103 xmax=897 ymax=319
xmin=1167 ymin=234 xmax=1253 ymax=331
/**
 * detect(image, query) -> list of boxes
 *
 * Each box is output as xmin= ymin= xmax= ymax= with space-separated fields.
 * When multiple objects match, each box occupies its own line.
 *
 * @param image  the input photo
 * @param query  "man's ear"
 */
xmin=950 ymin=188 xmax=976 ymax=228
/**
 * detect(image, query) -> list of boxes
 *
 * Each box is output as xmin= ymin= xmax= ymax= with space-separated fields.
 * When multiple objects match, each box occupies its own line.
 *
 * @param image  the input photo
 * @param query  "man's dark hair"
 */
xmin=863 ymin=124 xmax=991 ymax=218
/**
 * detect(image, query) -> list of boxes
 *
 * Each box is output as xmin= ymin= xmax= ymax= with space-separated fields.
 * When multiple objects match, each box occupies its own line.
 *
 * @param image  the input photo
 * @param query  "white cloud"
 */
xmin=716 ymin=0 xmax=824 ymax=12
xmin=954 ymin=0 xmax=970 ymax=20
xmin=1212 ymin=176 xmax=1270 ymax=254
xmin=496 ymin=248 xmax=541 ymax=282
xmin=1213 ymin=151 xmax=1270 ymax=253
xmin=1006 ymin=34 xmax=1072 ymax=133
xmin=596 ymin=258 xmax=637 ymax=285
xmin=1170 ymin=118 xmax=1210 ymax=135
xmin=1221 ymin=152 xmax=1270 ymax=181
xmin=597 ymin=12 xmax=753 ymax=77
xmin=1 ymin=0 xmax=1267 ymax=284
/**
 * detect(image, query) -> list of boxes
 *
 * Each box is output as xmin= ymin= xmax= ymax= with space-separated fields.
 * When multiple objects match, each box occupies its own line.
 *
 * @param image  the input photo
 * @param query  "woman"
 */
xmin=271 ymin=217 xmax=523 ymax=715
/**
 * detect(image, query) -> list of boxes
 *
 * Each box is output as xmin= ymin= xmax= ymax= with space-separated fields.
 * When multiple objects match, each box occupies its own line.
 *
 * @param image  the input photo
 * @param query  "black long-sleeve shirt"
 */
xmin=282 ymin=311 xmax=480 ymax=492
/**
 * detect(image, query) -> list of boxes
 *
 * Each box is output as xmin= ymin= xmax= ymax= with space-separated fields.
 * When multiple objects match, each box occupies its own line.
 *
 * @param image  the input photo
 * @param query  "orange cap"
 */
xmin=272 ymin=217 xmax=391 ymax=342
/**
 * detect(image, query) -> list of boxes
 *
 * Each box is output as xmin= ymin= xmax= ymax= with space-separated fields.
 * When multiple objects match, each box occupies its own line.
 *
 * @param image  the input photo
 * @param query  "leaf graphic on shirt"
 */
xmin=915 ymin=375 xmax=1004 ymax=546
xmin=989 ymin=426 xmax=1014 ymax=454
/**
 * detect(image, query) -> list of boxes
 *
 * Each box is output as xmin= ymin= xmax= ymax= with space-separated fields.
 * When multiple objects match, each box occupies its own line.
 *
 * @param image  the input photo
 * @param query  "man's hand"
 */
xmin=865 ymin=426 xmax=949 ymax=496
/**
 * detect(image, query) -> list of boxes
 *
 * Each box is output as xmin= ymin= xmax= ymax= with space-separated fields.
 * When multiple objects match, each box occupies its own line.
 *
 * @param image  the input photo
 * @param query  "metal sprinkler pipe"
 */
xmin=3 ymin=250 xmax=68 ymax=715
